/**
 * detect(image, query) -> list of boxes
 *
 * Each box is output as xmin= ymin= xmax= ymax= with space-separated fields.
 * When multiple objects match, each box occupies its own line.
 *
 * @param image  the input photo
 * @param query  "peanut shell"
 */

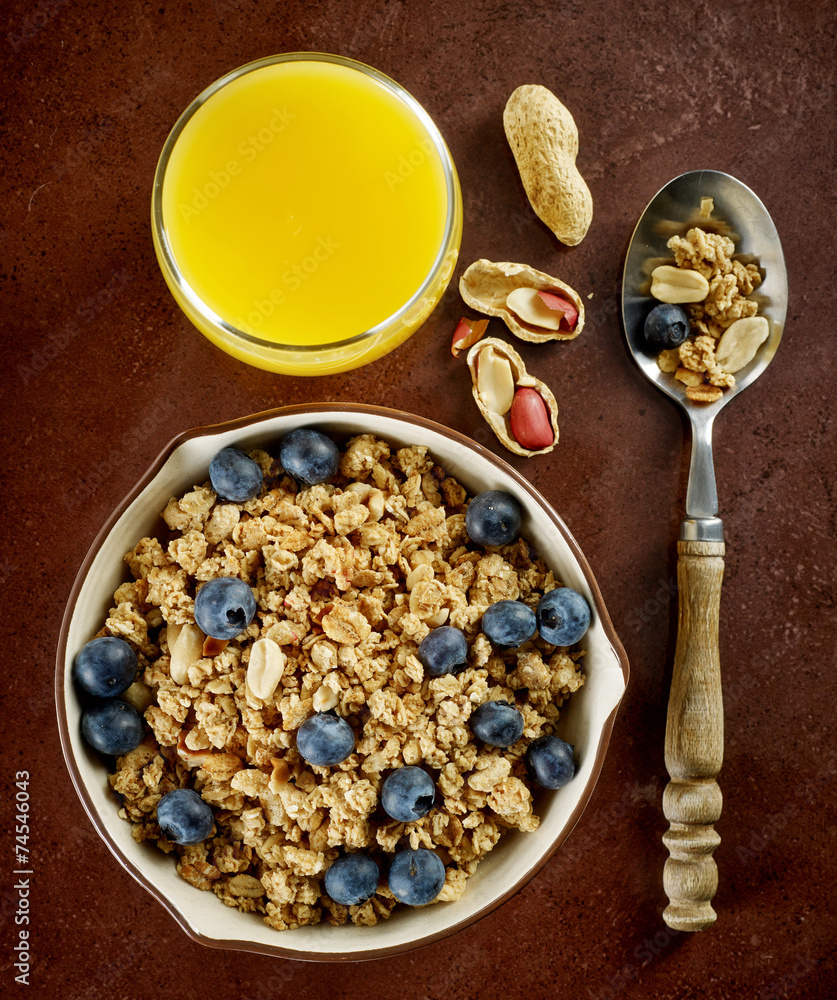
xmin=503 ymin=84 xmax=593 ymax=246
xmin=460 ymin=260 xmax=584 ymax=343
xmin=466 ymin=337 xmax=559 ymax=457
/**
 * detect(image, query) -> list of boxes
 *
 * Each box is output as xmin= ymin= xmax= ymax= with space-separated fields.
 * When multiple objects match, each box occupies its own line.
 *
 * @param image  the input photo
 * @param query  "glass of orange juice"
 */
xmin=151 ymin=53 xmax=462 ymax=376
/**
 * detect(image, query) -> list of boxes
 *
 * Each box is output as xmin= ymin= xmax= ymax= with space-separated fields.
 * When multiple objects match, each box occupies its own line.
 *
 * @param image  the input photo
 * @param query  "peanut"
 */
xmin=246 ymin=637 xmax=285 ymax=700
xmin=506 ymin=288 xmax=563 ymax=331
xmin=170 ymin=623 xmax=205 ymax=684
xmin=346 ymin=481 xmax=385 ymax=521
xmin=503 ymin=85 xmax=593 ymax=246
xmin=510 ymin=388 xmax=554 ymax=450
xmin=476 ymin=344 xmax=515 ymax=415
xmin=714 ymin=316 xmax=769 ymax=373
xmin=650 ymin=265 xmax=710 ymax=304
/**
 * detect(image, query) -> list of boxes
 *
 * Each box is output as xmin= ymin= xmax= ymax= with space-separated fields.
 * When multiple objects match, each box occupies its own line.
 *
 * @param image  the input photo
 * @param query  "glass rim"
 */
xmin=151 ymin=51 xmax=461 ymax=355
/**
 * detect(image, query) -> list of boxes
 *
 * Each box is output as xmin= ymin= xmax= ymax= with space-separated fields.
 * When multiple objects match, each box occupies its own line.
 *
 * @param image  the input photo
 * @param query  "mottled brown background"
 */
xmin=2 ymin=0 xmax=835 ymax=997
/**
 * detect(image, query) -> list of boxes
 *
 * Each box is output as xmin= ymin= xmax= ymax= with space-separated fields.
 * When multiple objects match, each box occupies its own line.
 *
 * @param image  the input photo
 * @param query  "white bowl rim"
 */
xmin=56 ymin=402 xmax=630 ymax=962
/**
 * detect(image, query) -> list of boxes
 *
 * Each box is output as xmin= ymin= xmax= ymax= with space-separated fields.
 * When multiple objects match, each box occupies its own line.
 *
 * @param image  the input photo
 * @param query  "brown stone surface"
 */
xmin=1 ymin=0 xmax=835 ymax=996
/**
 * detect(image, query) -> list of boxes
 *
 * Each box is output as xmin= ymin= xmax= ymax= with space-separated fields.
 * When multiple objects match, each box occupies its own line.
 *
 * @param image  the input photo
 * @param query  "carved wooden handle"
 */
xmin=662 ymin=538 xmax=724 ymax=931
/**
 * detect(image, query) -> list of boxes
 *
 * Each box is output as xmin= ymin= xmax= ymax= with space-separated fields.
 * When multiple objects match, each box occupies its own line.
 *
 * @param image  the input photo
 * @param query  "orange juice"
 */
xmin=153 ymin=55 xmax=461 ymax=374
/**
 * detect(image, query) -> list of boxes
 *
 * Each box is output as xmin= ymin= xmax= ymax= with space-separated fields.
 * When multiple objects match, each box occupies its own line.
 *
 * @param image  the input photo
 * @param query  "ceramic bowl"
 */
xmin=57 ymin=404 xmax=628 ymax=961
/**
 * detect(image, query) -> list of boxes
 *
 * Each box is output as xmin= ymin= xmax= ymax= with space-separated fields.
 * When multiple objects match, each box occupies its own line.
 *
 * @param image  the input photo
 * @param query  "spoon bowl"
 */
xmin=623 ymin=169 xmax=788 ymax=412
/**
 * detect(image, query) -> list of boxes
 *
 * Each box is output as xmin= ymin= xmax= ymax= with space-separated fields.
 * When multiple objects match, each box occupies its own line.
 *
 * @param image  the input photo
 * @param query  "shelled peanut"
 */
xmin=650 ymin=265 xmax=710 ymax=304
xmin=466 ymin=338 xmax=558 ymax=456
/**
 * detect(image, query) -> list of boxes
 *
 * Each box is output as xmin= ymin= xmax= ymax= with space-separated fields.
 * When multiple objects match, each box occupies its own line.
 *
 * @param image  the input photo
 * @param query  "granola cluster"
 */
xmin=100 ymin=434 xmax=585 ymax=931
xmin=656 ymin=225 xmax=762 ymax=403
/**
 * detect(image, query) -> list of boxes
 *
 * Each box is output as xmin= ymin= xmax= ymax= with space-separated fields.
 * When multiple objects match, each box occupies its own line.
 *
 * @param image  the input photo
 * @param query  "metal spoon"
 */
xmin=621 ymin=170 xmax=788 ymax=931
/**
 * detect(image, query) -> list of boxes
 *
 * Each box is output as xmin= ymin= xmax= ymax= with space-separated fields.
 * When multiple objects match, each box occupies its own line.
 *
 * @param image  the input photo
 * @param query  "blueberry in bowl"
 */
xmin=81 ymin=700 xmax=145 ymax=756
xmin=156 ymin=788 xmax=215 ymax=845
xmin=387 ymin=848 xmax=446 ymax=906
xmin=209 ymin=446 xmax=263 ymax=502
xmin=526 ymin=735 xmax=576 ymax=789
xmin=324 ymin=854 xmax=379 ymax=907
xmin=73 ymin=636 xmax=137 ymax=699
xmin=465 ymin=490 xmax=522 ymax=546
xmin=536 ymin=587 xmax=591 ymax=646
xmin=279 ymin=427 xmax=340 ymax=486
xmin=418 ymin=625 xmax=468 ymax=677
xmin=381 ymin=767 xmax=436 ymax=823
xmin=481 ymin=601 xmax=537 ymax=650
xmin=194 ymin=576 xmax=256 ymax=640
xmin=470 ymin=700 xmax=525 ymax=748
xmin=296 ymin=712 xmax=356 ymax=767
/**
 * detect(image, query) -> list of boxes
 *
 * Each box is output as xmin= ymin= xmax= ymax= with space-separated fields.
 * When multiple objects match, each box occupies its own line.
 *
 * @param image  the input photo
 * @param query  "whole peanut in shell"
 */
xmin=503 ymin=84 xmax=593 ymax=246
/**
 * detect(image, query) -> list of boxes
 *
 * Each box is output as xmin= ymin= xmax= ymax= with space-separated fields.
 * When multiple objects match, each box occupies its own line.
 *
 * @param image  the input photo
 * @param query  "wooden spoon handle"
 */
xmin=662 ymin=538 xmax=724 ymax=931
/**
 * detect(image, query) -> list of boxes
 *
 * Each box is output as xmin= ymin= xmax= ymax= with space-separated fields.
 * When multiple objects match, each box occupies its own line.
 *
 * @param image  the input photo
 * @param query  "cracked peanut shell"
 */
xmin=459 ymin=259 xmax=584 ymax=343
xmin=466 ymin=337 xmax=559 ymax=457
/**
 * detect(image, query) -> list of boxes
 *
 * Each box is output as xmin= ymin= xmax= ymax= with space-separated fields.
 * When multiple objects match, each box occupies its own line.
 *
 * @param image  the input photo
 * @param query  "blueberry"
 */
xmin=324 ymin=853 xmax=379 ymax=906
xmin=194 ymin=576 xmax=256 ymax=640
xmin=209 ymin=447 xmax=263 ymax=502
xmin=73 ymin=636 xmax=137 ymax=699
xmin=387 ymin=848 xmax=446 ymax=906
xmin=381 ymin=767 xmax=436 ymax=823
xmin=279 ymin=428 xmax=340 ymax=487
xmin=644 ymin=303 xmax=691 ymax=350
xmin=481 ymin=601 xmax=537 ymax=650
xmin=81 ymin=700 xmax=145 ymax=755
xmin=536 ymin=587 xmax=591 ymax=646
xmin=418 ymin=626 xmax=468 ymax=678
xmin=470 ymin=700 xmax=524 ymax=747
xmin=297 ymin=712 xmax=355 ymax=767
xmin=465 ymin=491 xmax=522 ymax=547
xmin=156 ymin=788 xmax=215 ymax=845
xmin=526 ymin=735 xmax=576 ymax=789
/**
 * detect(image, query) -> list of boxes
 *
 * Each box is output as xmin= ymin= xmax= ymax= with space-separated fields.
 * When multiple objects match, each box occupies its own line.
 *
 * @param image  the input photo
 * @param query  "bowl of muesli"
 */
xmin=57 ymin=404 xmax=628 ymax=961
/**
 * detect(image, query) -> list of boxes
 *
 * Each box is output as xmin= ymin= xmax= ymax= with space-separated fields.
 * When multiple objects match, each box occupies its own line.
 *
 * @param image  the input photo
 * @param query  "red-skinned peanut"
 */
xmin=510 ymin=387 xmax=554 ymax=450
xmin=537 ymin=290 xmax=578 ymax=331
